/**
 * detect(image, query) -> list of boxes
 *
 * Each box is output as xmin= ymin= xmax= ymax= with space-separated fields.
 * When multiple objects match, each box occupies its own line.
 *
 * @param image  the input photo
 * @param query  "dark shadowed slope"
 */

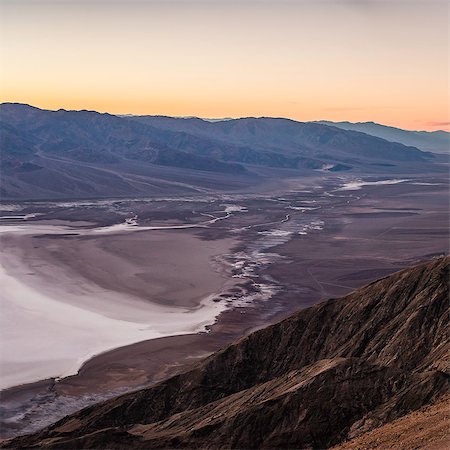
xmin=316 ymin=120 xmax=450 ymax=155
xmin=1 ymin=103 xmax=439 ymax=200
xmin=4 ymin=256 xmax=448 ymax=449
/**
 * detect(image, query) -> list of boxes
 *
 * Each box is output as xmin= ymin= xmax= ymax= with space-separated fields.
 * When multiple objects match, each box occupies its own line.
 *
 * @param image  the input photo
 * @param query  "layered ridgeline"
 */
xmin=315 ymin=120 xmax=450 ymax=155
xmin=4 ymin=257 xmax=448 ymax=449
xmin=0 ymin=103 xmax=439 ymax=199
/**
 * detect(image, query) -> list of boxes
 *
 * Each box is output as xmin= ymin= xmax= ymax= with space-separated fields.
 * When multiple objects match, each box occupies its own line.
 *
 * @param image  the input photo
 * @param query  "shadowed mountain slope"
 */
xmin=0 ymin=103 xmax=439 ymax=200
xmin=0 ymin=104 xmax=252 ymax=199
xmin=4 ymin=256 xmax=448 ymax=449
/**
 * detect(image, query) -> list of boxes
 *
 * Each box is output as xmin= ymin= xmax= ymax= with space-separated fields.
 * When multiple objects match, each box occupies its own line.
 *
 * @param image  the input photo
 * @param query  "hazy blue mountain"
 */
xmin=129 ymin=115 xmax=432 ymax=163
xmin=0 ymin=103 xmax=438 ymax=200
xmin=315 ymin=120 xmax=449 ymax=154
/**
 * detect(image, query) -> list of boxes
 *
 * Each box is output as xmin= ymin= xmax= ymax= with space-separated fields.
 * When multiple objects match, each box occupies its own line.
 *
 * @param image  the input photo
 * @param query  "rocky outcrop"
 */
xmin=3 ymin=257 xmax=449 ymax=449
xmin=332 ymin=395 xmax=450 ymax=450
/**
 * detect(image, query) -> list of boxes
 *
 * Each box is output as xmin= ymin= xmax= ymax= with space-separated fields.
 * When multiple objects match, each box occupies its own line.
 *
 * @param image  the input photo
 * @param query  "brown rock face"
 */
xmin=3 ymin=257 xmax=449 ymax=449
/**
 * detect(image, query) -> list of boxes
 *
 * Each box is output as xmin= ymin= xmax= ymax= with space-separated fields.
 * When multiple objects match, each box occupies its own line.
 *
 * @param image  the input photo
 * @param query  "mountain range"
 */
xmin=0 ymin=103 xmax=443 ymax=200
xmin=316 ymin=120 xmax=449 ymax=155
xmin=3 ymin=256 xmax=448 ymax=449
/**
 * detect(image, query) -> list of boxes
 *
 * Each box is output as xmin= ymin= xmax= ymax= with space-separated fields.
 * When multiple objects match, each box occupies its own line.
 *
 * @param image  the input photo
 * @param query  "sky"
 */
xmin=0 ymin=0 xmax=448 ymax=131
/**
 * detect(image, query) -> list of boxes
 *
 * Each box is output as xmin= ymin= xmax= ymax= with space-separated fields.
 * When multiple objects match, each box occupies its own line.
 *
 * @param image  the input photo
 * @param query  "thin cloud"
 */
xmin=426 ymin=121 xmax=450 ymax=127
xmin=322 ymin=106 xmax=409 ymax=112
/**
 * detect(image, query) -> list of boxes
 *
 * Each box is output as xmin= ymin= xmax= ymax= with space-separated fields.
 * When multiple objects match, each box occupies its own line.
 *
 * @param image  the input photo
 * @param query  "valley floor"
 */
xmin=0 ymin=227 xmax=236 ymax=389
xmin=0 ymin=173 xmax=448 ymax=439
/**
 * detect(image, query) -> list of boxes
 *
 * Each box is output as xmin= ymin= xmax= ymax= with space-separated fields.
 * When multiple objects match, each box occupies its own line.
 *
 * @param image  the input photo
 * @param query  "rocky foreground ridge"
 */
xmin=3 ymin=256 xmax=449 ymax=449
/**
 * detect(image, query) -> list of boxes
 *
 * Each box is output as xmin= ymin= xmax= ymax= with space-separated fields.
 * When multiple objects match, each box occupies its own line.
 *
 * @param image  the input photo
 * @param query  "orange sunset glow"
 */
xmin=1 ymin=0 xmax=448 ymax=131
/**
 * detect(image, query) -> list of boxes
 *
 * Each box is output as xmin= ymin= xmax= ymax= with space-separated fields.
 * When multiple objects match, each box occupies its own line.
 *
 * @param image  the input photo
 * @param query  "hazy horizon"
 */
xmin=1 ymin=0 xmax=448 ymax=131
xmin=3 ymin=100 xmax=450 ymax=133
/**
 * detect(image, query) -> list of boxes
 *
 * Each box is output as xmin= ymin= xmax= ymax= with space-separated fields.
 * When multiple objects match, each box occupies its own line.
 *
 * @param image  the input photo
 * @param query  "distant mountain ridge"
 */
xmin=127 ymin=114 xmax=431 ymax=164
xmin=0 ymin=103 xmax=439 ymax=200
xmin=315 ymin=120 xmax=449 ymax=154
xmin=3 ymin=256 xmax=448 ymax=449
